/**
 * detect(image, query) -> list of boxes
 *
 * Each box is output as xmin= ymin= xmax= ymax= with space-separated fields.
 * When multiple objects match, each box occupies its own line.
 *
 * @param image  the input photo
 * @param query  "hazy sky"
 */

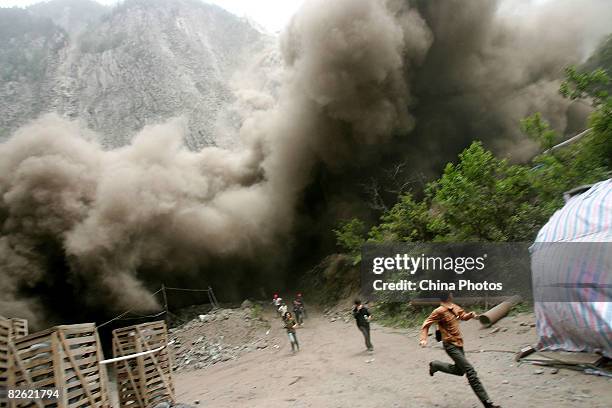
xmin=0 ymin=0 xmax=305 ymax=32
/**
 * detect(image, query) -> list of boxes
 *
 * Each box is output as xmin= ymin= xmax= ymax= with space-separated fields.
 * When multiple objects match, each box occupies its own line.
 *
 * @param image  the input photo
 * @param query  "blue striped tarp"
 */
xmin=530 ymin=179 xmax=612 ymax=357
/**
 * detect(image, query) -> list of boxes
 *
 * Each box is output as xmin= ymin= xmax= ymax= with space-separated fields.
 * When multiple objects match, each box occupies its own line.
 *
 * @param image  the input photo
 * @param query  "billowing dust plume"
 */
xmin=0 ymin=0 xmax=610 ymax=325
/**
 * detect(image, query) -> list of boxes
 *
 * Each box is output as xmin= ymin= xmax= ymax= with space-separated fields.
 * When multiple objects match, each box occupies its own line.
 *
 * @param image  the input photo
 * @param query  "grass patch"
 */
xmin=372 ymin=301 xmax=532 ymax=329
xmin=250 ymin=303 xmax=263 ymax=319
xmin=373 ymin=303 xmax=433 ymax=328
xmin=506 ymin=301 xmax=533 ymax=317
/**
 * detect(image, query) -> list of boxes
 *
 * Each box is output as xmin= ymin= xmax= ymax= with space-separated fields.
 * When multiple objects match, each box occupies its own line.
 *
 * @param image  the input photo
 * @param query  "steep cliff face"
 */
xmin=28 ymin=0 xmax=108 ymax=36
xmin=0 ymin=8 xmax=68 ymax=140
xmin=0 ymin=0 xmax=276 ymax=148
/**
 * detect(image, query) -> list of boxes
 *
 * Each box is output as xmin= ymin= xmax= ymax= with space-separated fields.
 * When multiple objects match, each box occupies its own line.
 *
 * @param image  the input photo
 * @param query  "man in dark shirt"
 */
xmin=293 ymin=299 xmax=304 ymax=325
xmin=420 ymin=292 xmax=501 ymax=408
xmin=352 ymin=299 xmax=373 ymax=351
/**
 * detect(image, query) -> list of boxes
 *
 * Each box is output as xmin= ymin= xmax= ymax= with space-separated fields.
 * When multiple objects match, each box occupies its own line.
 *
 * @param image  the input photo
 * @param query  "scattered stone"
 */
xmin=500 ymin=327 xmax=508 ymax=332
xmin=153 ymin=402 xmax=171 ymax=408
xmin=490 ymin=327 xmax=500 ymax=334
xmin=502 ymin=380 xmax=509 ymax=384
xmin=534 ymin=369 xmax=544 ymax=375
xmin=551 ymin=368 xmax=559 ymax=374
xmin=171 ymin=306 xmax=269 ymax=372
xmin=241 ymin=299 xmax=253 ymax=309
xmin=194 ymin=400 xmax=200 ymax=405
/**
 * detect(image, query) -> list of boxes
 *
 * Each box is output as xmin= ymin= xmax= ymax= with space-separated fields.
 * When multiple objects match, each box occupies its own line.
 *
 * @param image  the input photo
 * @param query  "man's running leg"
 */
xmin=439 ymin=343 xmax=491 ymax=404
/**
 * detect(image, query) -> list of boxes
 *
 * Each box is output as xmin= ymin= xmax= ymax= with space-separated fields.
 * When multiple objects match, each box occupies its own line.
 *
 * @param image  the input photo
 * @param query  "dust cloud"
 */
xmin=0 ymin=0 xmax=610 ymax=325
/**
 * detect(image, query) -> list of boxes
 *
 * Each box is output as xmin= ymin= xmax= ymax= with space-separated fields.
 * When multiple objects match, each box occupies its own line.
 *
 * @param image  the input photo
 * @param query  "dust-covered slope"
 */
xmin=0 ymin=0 xmax=274 ymax=148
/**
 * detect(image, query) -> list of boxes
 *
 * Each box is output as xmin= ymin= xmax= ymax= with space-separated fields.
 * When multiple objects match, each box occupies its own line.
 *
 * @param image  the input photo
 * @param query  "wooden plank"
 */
xmin=58 ymin=331 xmax=97 ymax=407
xmin=1 ymin=318 xmax=11 ymax=408
xmin=113 ymin=337 xmax=144 ymax=408
xmin=63 ymin=335 xmax=97 ymax=347
xmin=51 ymin=332 xmax=68 ymax=408
xmin=113 ymin=321 xmax=173 ymax=408
xmin=93 ymin=329 xmax=108 ymax=408
xmin=134 ymin=337 xmax=148 ymax=406
xmin=15 ymin=345 xmax=52 ymax=361
xmin=9 ymin=319 xmax=28 ymax=339
xmin=8 ymin=342 xmax=44 ymax=408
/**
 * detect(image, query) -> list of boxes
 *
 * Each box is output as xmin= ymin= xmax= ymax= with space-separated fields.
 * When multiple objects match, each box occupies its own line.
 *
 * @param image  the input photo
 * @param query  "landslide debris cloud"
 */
xmin=0 ymin=0 xmax=610 ymax=325
xmin=0 ymin=0 xmax=428 ymax=324
xmin=407 ymin=0 xmax=612 ymax=165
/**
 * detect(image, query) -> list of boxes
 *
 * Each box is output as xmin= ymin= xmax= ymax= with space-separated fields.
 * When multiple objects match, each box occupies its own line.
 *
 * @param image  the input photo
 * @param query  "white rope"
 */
xmin=543 ymin=128 xmax=592 ymax=154
xmin=99 ymin=340 xmax=175 ymax=365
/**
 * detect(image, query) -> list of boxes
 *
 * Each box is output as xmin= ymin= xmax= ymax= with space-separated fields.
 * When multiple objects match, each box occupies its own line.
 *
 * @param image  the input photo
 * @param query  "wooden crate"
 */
xmin=6 ymin=323 xmax=109 ymax=408
xmin=0 ymin=318 xmax=10 ymax=408
xmin=8 ymin=320 xmax=28 ymax=340
xmin=112 ymin=321 xmax=174 ymax=408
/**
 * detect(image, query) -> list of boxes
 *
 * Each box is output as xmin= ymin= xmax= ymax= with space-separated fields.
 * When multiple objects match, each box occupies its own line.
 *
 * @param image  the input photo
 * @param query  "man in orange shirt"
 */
xmin=420 ymin=292 xmax=501 ymax=408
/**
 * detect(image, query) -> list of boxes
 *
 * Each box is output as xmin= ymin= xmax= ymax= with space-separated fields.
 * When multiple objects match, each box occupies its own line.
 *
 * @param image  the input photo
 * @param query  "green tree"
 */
xmin=560 ymin=66 xmax=609 ymax=105
xmin=333 ymin=218 xmax=366 ymax=259
xmin=368 ymin=193 xmax=433 ymax=243
xmin=520 ymin=113 xmax=558 ymax=151
xmin=427 ymin=141 xmax=538 ymax=241
xmin=528 ymin=67 xmax=611 ymax=208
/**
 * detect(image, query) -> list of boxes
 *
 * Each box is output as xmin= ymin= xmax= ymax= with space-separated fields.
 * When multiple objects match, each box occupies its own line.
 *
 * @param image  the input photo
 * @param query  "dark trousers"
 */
xmin=295 ymin=310 xmax=303 ymax=324
xmin=357 ymin=324 xmax=373 ymax=349
xmin=431 ymin=342 xmax=490 ymax=404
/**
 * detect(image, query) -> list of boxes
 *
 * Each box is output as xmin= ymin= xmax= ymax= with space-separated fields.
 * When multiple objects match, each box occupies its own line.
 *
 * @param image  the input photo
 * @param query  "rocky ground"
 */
xmin=170 ymin=302 xmax=271 ymax=372
xmin=170 ymin=304 xmax=611 ymax=407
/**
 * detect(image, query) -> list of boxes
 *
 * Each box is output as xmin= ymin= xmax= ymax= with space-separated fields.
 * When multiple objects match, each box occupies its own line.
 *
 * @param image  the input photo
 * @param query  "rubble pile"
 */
xmin=323 ymin=307 xmax=352 ymax=323
xmin=170 ymin=306 xmax=271 ymax=371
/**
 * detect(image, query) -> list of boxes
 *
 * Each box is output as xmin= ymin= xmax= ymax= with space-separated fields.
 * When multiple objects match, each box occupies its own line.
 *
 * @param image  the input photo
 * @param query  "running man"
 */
xmin=419 ymin=292 xmax=501 ymax=408
xmin=352 ymin=299 xmax=373 ymax=351
xmin=272 ymin=294 xmax=282 ymax=314
xmin=278 ymin=301 xmax=288 ymax=317
xmin=296 ymin=292 xmax=307 ymax=319
xmin=283 ymin=311 xmax=300 ymax=352
xmin=293 ymin=298 xmax=304 ymax=325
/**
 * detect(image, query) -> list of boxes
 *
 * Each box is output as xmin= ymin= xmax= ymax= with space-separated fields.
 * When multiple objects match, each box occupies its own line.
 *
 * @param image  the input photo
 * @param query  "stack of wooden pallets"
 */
xmin=0 ymin=317 xmax=11 ymax=408
xmin=112 ymin=321 xmax=174 ymax=408
xmin=5 ymin=322 xmax=109 ymax=408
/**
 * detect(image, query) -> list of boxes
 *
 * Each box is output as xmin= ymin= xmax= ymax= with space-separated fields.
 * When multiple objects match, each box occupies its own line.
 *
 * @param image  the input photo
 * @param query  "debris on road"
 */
xmin=170 ymin=305 xmax=270 ymax=371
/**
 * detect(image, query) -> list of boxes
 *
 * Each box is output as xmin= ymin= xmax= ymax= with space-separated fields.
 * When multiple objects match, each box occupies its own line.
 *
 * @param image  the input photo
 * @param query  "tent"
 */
xmin=530 ymin=178 xmax=611 ymax=357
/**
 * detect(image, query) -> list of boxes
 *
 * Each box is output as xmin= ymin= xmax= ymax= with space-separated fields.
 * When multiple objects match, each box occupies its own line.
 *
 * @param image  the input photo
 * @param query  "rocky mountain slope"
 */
xmin=0 ymin=0 xmax=277 ymax=148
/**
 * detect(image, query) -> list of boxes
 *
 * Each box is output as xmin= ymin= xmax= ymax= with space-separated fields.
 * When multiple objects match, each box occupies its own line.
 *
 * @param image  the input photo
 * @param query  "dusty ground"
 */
xmin=174 ymin=308 xmax=611 ymax=408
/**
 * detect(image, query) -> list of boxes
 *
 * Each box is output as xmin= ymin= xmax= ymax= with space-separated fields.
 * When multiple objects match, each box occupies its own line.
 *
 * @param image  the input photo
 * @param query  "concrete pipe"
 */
xmin=478 ymin=295 xmax=522 ymax=327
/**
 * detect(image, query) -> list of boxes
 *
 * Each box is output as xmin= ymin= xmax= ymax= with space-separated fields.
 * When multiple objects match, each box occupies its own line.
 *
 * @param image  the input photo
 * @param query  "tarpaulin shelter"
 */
xmin=530 ymin=178 xmax=611 ymax=357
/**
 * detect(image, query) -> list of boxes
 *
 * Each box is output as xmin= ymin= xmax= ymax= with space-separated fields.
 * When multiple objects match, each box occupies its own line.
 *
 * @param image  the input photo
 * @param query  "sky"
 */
xmin=0 ymin=0 xmax=305 ymax=33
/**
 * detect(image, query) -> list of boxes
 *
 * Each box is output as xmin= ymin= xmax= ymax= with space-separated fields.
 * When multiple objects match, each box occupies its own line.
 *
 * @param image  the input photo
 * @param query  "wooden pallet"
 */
xmin=112 ymin=321 xmax=174 ymax=408
xmin=8 ymin=320 xmax=28 ymax=340
xmin=0 ymin=318 xmax=10 ymax=408
xmin=5 ymin=323 xmax=109 ymax=408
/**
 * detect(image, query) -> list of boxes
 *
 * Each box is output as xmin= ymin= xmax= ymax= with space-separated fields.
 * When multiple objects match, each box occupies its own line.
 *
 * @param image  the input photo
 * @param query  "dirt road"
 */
xmin=175 ymin=310 xmax=611 ymax=407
